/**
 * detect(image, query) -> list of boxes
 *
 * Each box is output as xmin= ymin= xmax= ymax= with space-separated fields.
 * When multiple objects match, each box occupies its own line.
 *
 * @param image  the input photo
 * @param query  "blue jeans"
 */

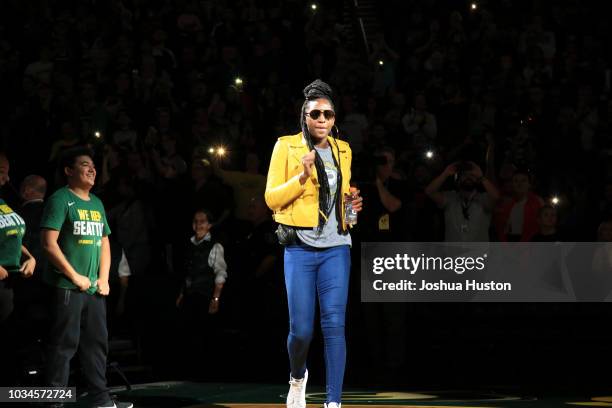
xmin=284 ymin=243 xmax=351 ymax=404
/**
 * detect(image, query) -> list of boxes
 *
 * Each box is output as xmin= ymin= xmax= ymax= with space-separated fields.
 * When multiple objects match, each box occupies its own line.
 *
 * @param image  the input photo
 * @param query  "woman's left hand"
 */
xmin=345 ymin=189 xmax=363 ymax=212
xmin=19 ymin=257 xmax=36 ymax=278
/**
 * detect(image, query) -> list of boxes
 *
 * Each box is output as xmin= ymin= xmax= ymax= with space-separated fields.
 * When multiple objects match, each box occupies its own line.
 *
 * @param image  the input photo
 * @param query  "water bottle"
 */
xmin=344 ymin=186 xmax=358 ymax=226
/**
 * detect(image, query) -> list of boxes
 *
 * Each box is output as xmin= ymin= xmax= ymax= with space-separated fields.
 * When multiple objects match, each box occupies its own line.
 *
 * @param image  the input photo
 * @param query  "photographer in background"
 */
xmin=358 ymin=146 xmax=405 ymax=241
xmin=426 ymin=161 xmax=499 ymax=242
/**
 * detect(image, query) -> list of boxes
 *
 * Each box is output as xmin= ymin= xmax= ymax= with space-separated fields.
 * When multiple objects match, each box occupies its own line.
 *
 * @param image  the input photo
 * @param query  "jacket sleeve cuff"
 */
xmin=265 ymin=173 xmax=310 ymax=210
xmin=288 ymin=173 xmax=308 ymax=195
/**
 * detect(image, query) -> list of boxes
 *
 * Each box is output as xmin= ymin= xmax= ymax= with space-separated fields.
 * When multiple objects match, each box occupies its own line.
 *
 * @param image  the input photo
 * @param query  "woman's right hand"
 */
xmin=299 ymin=149 xmax=316 ymax=184
xmin=0 ymin=266 xmax=8 ymax=280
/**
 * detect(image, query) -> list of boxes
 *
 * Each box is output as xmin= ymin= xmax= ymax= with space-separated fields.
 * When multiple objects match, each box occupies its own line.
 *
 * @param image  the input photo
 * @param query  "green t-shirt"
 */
xmin=0 ymin=199 xmax=26 ymax=272
xmin=40 ymin=187 xmax=111 ymax=295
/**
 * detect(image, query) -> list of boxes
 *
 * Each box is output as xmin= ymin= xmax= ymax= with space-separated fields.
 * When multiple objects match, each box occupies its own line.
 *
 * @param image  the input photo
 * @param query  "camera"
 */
xmin=456 ymin=161 xmax=473 ymax=173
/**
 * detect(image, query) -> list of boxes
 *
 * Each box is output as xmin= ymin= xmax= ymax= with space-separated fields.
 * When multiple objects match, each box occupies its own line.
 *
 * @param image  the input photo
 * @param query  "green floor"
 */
xmin=87 ymin=382 xmax=612 ymax=407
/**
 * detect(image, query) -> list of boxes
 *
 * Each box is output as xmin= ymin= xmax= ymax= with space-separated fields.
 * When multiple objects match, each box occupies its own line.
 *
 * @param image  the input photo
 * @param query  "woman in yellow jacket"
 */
xmin=265 ymin=80 xmax=362 ymax=408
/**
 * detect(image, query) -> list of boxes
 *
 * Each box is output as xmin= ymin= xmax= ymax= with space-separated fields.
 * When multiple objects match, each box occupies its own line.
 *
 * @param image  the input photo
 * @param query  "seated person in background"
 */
xmin=530 ymin=205 xmax=562 ymax=242
xmin=494 ymin=169 xmax=544 ymax=242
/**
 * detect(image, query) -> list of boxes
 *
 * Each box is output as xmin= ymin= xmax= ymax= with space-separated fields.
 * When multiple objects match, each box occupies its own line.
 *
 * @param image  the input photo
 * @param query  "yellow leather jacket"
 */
xmin=265 ymin=132 xmax=352 ymax=230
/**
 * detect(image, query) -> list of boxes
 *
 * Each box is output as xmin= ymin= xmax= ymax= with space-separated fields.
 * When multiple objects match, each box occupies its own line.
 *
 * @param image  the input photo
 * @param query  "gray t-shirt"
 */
xmin=442 ymin=190 xmax=491 ymax=242
xmin=297 ymin=146 xmax=352 ymax=248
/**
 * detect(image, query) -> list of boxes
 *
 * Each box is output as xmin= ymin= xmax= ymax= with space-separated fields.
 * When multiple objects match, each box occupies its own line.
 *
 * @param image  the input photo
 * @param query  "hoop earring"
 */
xmin=332 ymin=125 xmax=340 ymax=139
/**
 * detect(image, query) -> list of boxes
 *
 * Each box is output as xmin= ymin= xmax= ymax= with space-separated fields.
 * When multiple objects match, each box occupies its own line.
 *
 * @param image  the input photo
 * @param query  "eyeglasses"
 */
xmin=306 ymin=109 xmax=335 ymax=120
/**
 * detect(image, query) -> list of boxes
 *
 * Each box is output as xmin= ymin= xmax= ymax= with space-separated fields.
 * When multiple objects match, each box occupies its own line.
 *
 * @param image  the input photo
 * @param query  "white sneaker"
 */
xmin=324 ymin=403 xmax=341 ymax=408
xmin=287 ymin=369 xmax=308 ymax=408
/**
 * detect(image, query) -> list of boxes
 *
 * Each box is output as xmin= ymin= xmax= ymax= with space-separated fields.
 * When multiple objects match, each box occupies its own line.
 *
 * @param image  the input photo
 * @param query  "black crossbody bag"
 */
xmin=275 ymin=223 xmax=298 ymax=246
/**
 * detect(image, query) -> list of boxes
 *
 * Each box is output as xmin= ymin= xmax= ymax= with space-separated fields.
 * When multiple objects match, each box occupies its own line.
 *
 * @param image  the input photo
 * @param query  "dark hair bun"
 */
xmin=303 ymin=79 xmax=334 ymax=102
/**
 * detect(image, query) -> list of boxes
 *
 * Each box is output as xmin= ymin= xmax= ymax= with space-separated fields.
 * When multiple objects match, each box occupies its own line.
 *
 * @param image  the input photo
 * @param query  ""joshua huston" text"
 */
xmin=373 ymin=279 xmax=512 ymax=291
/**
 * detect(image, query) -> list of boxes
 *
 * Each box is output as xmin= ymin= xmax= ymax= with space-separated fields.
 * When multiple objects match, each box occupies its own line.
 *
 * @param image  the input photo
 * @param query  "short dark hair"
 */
xmin=21 ymin=175 xmax=47 ymax=195
xmin=193 ymin=208 xmax=214 ymax=224
xmin=57 ymin=146 xmax=95 ymax=181
xmin=59 ymin=146 xmax=94 ymax=170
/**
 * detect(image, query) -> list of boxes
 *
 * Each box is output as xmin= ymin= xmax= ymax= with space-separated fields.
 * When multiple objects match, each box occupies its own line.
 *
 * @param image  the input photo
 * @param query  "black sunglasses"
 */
xmin=306 ymin=109 xmax=335 ymax=120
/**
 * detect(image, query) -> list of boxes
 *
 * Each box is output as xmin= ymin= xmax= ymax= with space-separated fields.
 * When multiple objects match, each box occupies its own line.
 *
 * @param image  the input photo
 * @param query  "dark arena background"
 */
xmin=2 ymin=0 xmax=612 ymax=407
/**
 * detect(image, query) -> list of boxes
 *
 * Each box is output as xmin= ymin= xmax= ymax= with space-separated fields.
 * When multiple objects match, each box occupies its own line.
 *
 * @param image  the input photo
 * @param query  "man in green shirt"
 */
xmin=41 ymin=147 xmax=131 ymax=408
xmin=0 ymin=152 xmax=36 ymax=322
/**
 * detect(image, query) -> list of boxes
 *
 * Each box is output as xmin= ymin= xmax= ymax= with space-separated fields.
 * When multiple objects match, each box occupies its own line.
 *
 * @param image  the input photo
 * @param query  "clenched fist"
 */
xmin=299 ymin=149 xmax=316 ymax=184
